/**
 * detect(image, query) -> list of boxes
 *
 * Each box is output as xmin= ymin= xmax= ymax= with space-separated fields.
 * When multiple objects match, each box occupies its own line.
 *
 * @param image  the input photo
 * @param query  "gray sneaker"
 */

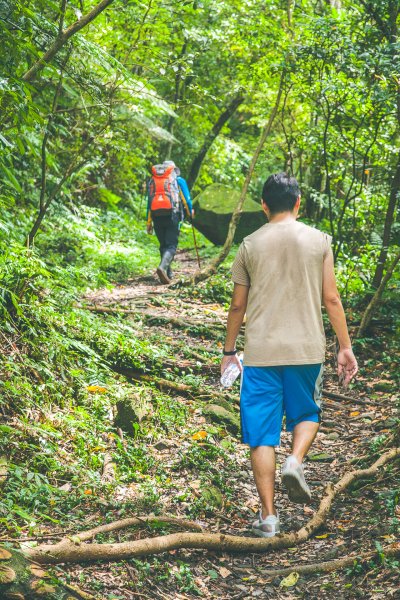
xmin=252 ymin=510 xmax=280 ymax=538
xmin=282 ymin=455 xmax=311 ymax=504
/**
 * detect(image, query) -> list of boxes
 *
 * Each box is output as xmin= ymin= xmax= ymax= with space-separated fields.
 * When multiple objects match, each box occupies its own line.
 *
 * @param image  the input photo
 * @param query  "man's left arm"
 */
xmin=221 ymin=283 xmax=249 ymax=374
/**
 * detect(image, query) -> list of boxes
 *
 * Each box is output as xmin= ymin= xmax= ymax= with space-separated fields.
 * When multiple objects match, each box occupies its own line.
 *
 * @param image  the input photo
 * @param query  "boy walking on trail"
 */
xmin=146 ymin=160 xmax=193 ymax=284
xmin=221 ymin=172 xmax=358 ymax=537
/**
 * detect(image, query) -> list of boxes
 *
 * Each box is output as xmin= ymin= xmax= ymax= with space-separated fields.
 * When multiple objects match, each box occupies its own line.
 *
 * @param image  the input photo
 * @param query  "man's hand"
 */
xmin=221 ymin=353 xmax=242 ymax=376
xmin=191 ymin=209 xmax=195 ymax=219
xmin=146 ymin=223 xmax=153 ymax=234
xmin=337 ymin=348 xmax=358 ymax=387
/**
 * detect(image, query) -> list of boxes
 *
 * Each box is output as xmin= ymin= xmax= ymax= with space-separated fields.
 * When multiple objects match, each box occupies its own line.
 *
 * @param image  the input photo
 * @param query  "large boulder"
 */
xmin=193 ymin=183 xmax=266 ymax=245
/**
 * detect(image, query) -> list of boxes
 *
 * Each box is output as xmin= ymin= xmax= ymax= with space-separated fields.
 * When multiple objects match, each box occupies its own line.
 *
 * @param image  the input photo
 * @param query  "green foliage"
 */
xmin=0 ymin=9 xmax=398 ymax=596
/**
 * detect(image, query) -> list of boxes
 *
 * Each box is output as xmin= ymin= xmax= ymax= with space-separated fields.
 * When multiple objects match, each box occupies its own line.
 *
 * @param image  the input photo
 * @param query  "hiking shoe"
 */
xmin=156 ymin=266 xmax=171 ymax=284
xmin=251 ymin=510 xmax=280 ymax=538
xmin=282 ymin=455 xmax=311 ymax=504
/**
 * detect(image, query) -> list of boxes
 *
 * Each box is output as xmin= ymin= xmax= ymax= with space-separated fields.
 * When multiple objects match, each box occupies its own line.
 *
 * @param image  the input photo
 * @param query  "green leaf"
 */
xmin=207 ymin=569 xmax=219 ymax=580
xmin=279 ymin=572 xmax=299 ymax=588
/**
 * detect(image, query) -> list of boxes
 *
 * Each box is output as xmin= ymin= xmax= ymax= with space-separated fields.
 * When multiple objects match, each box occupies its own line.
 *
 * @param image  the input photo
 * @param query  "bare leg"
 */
xmin=291 ymin=421 xmax=319 ymax=463
xmin=250 ymin=446 xmax=276 ymax=518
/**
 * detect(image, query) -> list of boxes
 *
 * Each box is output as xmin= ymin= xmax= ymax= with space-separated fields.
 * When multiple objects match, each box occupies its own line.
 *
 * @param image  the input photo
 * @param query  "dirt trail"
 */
xmin=77 ymin=251 xmax=399 ymax=599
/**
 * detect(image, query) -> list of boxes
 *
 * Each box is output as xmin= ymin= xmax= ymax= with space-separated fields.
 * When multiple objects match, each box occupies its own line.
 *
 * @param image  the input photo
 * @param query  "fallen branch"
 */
xmin=323 ymin=390 xmax=383 ymax=407
xmin=101 ymin=452 xmax=116 ymax=484
xmin=258 ymin=543 xmax=400 ymax=578
xmin=114 ymin=371 xmax=237 ymax=406
xmin=25 ymin=447 xmax=399 ymax=564
xmin=65 ymin=515 xmax=204 ymax=543
xmin=81 ymin=304 xmax=227 ymax=335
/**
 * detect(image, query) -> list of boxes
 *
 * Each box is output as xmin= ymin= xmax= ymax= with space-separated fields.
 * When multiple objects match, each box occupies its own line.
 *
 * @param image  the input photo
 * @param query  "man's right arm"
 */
xmin=322 ymin=248 xmax=358 ymax=386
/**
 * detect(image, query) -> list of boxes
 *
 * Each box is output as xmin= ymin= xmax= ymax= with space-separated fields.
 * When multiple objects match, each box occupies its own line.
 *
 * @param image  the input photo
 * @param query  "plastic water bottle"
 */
xmin=220 ymin=354 xmax=243 ymax=388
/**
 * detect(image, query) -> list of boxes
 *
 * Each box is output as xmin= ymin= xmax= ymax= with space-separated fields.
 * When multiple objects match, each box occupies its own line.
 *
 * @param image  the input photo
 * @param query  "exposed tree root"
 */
xmin=81 ymin=304 xmax=227 ymax=335
xmin=259 ymin=543 xmax=400 ymax=578
xmin=322 ymin=390 xmax=383 ymax=407
xmin=25 ymin=447 xmax=398 ymax=564
xmin=117 ymin=369 xmax=361 ymax=416
xmin=115 ymin=371 xmax=236 ymax=405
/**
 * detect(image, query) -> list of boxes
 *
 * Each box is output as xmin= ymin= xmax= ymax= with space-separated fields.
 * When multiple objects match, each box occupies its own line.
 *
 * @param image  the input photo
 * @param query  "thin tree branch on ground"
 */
xmin=358 ymin=250 xmax=400 ymax=337
xmin=24 ymin=447 xmax=399 ymax=563
xmin=79 ymin=304 xmax=229 ymax=334
xmin=258 ymin=544 xmax=400 ymax=578
xmin=22 ymin=0 xmax=115 ymax=84
xmin=322 ymin=390 xmax=383 ymax=407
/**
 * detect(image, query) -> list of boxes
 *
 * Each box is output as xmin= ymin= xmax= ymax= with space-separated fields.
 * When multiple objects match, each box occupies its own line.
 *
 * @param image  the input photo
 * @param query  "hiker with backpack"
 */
xmin=146 ymin=160 xmax=193 ymax=284
xmin=221 ymin=172 xmax=358 ymax=537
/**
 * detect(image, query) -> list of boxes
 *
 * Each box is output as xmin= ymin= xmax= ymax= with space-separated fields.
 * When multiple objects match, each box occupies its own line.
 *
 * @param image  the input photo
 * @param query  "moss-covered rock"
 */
xmin=203 ymin=403 xmax=240 ymax=435
xmin=193 ymin=184 xmax=265 ymax=245
xmin=114 ymin=395 xmax=151 ymax=436
xmin=201 ymin=485 xmax=223 ymax=508
xmin=0 ymin=546 xmax=79 ymax=599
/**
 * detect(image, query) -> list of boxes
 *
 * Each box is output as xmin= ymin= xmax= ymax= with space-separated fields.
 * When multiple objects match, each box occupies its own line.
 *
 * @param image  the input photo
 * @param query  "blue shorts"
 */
xmin=240 ymin=364 xmax=323 ymax=447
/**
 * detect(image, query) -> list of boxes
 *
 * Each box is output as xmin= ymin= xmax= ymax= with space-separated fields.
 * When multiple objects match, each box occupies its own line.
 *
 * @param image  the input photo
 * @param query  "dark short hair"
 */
xmin=261 ymin=172 xmax=300 ymax=214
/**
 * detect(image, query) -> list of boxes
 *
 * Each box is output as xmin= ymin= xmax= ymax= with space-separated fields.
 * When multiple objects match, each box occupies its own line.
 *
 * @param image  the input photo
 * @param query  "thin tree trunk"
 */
xmin=183 ymin=73 xmax=285 ymax=285
xmin=358 ymin=250 xmax=400 ymax=337
xmin=22 ymin=0 xmax=115 ymax=83
xmin=27 ymin=125 xmax=107 ymax=246
xmin=165 ymin=40 xmax=188 ymax=159
xmin=371 ymin=149 xmax=400 ymax=289
xmin=187 ymin=94 xmax=244 ymax=189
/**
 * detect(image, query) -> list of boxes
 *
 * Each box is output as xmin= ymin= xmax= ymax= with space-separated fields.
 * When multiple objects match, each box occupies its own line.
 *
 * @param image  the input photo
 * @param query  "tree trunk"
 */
xmin=187 ymin=94 xmax=244 ymax=189
xmin=371 ymin=149 xmax=400 ymax=289
xmin=0 ymin=547 xmax=96 ymax=599
xmin=182 ymin=73 xmax=285 ymax=285
xmin=358 ymin=249 xmax=400 ymax=337
xmin=22 ymin=0 xmax=115 ymax=83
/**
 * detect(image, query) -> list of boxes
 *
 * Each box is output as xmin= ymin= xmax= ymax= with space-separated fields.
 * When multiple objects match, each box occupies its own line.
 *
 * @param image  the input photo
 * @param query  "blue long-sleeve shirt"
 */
xmin=177 ymin=176 xmax=193 ymax=214
xmin=147 ymin=176 xmax=192 ymax=222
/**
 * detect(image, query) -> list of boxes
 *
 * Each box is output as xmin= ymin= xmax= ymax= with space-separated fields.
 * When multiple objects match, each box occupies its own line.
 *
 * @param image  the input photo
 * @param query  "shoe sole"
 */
xmin=156 ymin=268 xmax=171 ymax=285
xmin=251 ymin=527 xmax=279 ymax=538
xmin=282 ymin=470 xmax=311 ymax=504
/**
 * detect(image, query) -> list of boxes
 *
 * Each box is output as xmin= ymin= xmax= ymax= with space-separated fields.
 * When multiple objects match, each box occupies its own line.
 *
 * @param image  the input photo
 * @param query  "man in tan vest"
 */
xmin=221 ymin=172 xmax=358 ymax=537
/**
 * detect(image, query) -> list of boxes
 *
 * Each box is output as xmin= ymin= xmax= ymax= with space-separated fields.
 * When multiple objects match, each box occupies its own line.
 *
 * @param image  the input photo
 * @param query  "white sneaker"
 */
xmin=282 ymin=455 xmax=311 ymax=504
xmin=251 ymin=510 xmax=280 ymax=538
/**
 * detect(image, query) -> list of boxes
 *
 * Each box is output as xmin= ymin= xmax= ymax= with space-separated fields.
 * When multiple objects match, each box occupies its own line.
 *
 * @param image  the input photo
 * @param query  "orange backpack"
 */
xmin=149 ymin=164 xmax=180 ymax=217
